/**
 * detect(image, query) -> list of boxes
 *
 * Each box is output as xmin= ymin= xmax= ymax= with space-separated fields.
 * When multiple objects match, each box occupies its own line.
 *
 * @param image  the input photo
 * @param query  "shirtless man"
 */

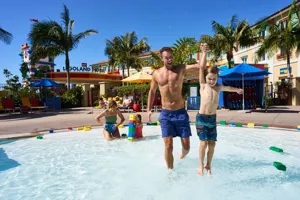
xmin=147 ymin=44 xmax=209 ymax=169
xmin=196 ymin=43 xmax=243 ymax=176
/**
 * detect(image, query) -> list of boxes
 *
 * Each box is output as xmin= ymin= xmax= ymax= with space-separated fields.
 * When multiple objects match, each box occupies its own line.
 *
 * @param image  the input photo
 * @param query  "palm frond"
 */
xmin=0 ymin=27 xmax=13 ymax=44
xmin=72 ymin=29 xmax=98 ymax=48
xmin=30 ymin=45 xmax=63 ymax=64
xmin=61 ymin=4 xmax=70 ymax=34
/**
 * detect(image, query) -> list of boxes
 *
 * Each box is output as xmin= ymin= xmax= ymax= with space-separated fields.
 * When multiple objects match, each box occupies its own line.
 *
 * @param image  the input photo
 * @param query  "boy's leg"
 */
xmin=205 ymin=140 xmax=216 ymax=176
xmin=180 ymin=137 xmax=190 ymax=159
xmin=163 ymin=136 xmax=174 ymax=169
xmin=198 ymin=140 xmax=207 ymax=175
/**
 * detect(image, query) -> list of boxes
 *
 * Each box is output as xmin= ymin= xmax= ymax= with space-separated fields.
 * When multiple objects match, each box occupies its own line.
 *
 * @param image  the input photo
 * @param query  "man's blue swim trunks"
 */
xmin=195 ymin=113 xmax=217 ymax=141
xmin=158 ymin=108 xmax=191 ymax=138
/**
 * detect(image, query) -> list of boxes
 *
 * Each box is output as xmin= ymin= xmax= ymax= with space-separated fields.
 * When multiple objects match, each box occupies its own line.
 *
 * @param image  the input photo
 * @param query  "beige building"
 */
xmin=202 ymin=1 xmax=300 ymax=105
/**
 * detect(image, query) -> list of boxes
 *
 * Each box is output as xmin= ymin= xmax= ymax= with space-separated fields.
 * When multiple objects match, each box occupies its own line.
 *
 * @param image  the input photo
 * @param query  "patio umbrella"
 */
xmin=122 ymin=71 xmax=152 ymax=110
xmin=219 ymin=63 xmax=271 ymax=111
xmin=29 ymin=78 xmax=61 ymax=87
xmin=122 ymin=71 xmax=152 ymax=83
xmin=29 ymin=78 xmax=62 ymax=107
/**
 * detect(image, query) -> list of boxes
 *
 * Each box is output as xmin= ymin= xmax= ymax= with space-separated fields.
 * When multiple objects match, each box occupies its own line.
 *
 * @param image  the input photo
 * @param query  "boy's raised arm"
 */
xmin=199 ymin=43 xmax=209 ymax=85
xmin=220 ymin=85 xmax=243 ymax=94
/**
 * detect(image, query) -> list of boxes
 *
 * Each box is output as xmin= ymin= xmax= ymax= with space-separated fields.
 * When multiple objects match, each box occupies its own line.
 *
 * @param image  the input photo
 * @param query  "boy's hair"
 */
xmin=136 ymin=114 xmax=142 ymax=122
xmin=205 ymin=66 xmax=219 ymax=76
xmin=106 ymin=100 xmax=118 ymax=112
xmin=160 ymin=47 xmax=173 ymax=55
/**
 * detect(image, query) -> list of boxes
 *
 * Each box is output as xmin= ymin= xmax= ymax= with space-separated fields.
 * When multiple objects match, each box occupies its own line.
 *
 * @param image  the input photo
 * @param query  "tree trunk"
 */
xmin=286 ymin=51 xmax=291 ymax=79
xmin=227 ymin=51 xmax=233 ymax=68
xmin=127 ymin=65 xmax=130 ymax=77
xmin=66 ymin=51 xmax=71 ymax=90
xmin=122 ymin=64 xmax=125 ymax=86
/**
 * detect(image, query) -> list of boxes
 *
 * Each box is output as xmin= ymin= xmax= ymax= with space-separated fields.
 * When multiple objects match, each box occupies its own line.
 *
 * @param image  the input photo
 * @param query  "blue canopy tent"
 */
xmin=219 ymin=63 xmax=271 ymax=111
xmin=29 ymin=79 xmax=61 ymax=87
xmin=29 ymin=79 xmax=62 ymax=109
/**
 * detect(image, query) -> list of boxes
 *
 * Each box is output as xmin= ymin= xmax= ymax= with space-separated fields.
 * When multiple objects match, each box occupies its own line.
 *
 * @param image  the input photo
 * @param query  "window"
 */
xmin=260 ymin=54 xmax=265 ymax=61
xmin=260 ymin=30 xmax=265 ymax=38
xmin=241 ymin=56 xmax=248 ymax=63
xmin=279 ymin=19 xmax=288 ymax=30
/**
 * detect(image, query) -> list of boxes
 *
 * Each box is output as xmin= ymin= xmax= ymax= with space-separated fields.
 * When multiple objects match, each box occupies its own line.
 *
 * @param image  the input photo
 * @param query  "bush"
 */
xmin=61 ymin=86 xmax=83 ymax=108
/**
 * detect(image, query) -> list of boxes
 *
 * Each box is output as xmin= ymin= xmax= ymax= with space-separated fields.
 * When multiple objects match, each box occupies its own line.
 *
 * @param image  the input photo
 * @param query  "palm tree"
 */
xmin=146 ymin=37 xmax=198 ymax=70
xmin=200 ymin=15 xmax=258 ymax=68
xmin=172 ymin=37 xmax=199 ymax=64
xmin=256 ymin=0 xmax=300 ymax=79
xmin=28 ymin=4 xmax=98 ymax=89
xmin=104 ymin=31 xmax=150 ymax=82
xmin=0 ymin=26 xmax=13 ymax=44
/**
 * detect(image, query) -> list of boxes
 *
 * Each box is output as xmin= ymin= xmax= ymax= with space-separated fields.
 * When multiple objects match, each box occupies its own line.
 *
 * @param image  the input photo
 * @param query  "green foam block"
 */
xmin=273 ymin=162 xmax=286 ymax=171
xmin=270 ymin=146 xmax=283 ymax=153
xmin=235 ymin=123 xmax=243 ymax=127
xmin=36 ymin=136 xmax=43 ymax=139
xmin=263 ymin=124 xmax=268 ymax=128
xmin=220 ymin=121 xmax=227 ymax=125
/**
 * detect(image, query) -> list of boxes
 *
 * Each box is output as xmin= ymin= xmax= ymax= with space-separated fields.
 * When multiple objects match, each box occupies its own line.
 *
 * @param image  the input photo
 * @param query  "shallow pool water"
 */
xmin=0 ymin=125 xmax=300 ymax=200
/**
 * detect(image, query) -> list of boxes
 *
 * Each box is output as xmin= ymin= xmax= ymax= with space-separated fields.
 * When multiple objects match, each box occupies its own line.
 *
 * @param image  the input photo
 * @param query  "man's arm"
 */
xmin=220 ymin=85 xmax=243 ymax=94
xmin=147 ymin=72 xmax=158 ymax=112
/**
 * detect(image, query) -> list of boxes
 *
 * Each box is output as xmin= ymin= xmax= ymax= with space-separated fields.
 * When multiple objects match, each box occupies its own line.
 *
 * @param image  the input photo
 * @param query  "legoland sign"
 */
xmin=62 ymin=63 xmax=91 ymax=72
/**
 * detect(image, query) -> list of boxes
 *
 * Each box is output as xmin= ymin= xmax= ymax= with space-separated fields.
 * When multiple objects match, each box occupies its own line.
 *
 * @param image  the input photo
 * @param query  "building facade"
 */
xmin=200 ymin=1 xmax=300 ymax=105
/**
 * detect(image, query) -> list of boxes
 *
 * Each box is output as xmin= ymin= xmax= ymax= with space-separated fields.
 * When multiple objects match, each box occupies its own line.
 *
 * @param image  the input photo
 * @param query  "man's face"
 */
xmin=206 ymin=73 xmax=218 ymax=87
xmin=161 ymin=51 xmax=174 ymax=69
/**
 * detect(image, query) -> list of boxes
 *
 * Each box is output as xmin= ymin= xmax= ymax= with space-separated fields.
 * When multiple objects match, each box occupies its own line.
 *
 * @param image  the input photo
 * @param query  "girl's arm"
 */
xmin=95 ymin=110 xmax=106 ymax=124
xmin=116 ymin=109 xmax=125 ymax=127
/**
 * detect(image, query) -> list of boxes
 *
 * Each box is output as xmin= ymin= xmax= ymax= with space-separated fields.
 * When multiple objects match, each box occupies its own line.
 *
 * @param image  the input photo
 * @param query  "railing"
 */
xmin=187 ymin=96 xmax=200 ymax=110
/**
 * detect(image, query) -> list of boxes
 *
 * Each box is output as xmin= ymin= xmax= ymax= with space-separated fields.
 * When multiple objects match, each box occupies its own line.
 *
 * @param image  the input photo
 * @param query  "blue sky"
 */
xmin=0 ymin=0 xmax=292 ymax=83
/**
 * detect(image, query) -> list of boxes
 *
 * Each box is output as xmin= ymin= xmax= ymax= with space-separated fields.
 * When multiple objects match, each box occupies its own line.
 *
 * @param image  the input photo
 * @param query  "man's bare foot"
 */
xmin=197 ymin=165 xmax=204 ymax=176
xmin=205 ymin=165 xmax=212 ymax=176
xmin=179 ymin=153 xmax=187 ymax=159
xmin=180 ymin=149 xmax=189 ymax=159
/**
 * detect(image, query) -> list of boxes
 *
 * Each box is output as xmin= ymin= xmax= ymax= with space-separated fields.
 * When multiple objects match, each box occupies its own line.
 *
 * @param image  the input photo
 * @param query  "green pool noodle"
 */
xmin=36 ymin=136 xmax=43 ymax=139
xmin=269 ymin=146 xmax=283 ymax=153
xmin=273 ymin=162 xmax=286 ymax=171
xmin=235 ymin=123 xmax=243 ymax=127
xmin=220 ymin=120 xmax=226 ymax=125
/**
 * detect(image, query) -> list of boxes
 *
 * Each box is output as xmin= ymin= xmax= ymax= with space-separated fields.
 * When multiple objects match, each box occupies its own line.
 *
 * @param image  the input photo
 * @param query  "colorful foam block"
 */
xmin=84 ymin=126 xmax=91 ymax=129
xmin=269 ymin=146 xmax=283 ymax=153
xmin=118 ymin=124 xmax=124 ymax=128
xmin=230 ymin=122 xmax=235 ymax=126
xmin=263 ymin=124 xmax=268 ymax=128
xmin=49 ymin=130 xmax=54 ymax=133
xmin=220 ymin=121 xmax=227 ymax=125
xmin=77 ymin=127 xmax=84 ymax=131
xmin=273 ymin=162 xmax=286 ymax=171
xmin=235 ymin=123 xmax=243 ymax=127
xmin=84 ymin=127 xmax=91 ymax=131
xmin=36 ymin=136 xmax=43 ymax=139
xmin=297 ymin=125 xmax=300 ymax=131
xmin=247 ymin=123 xmax=255 ymax=127
xmin=68 ymin=127 xmax=72 ymax=130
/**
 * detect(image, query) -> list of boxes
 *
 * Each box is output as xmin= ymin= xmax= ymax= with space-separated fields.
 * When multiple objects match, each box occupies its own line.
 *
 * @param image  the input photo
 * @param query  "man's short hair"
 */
xmin=160 ymin=47 xmax=173 ymax=55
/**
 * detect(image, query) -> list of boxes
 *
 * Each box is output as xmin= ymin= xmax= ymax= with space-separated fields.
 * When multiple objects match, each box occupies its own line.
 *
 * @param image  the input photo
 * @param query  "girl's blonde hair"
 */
xmin=106 ymin=100 xmax=118 ymax=112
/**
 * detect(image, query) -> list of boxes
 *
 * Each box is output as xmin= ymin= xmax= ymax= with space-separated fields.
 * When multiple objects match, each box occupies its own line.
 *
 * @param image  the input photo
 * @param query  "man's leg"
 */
xmin=163 ymin=136 xmax=174 ymax=169
xmin=205 ymin=140 xmax=216 ymax=176
xmin=198 ymin=140 xmax=207 ymax=176
xmin=180 ymin=137 xmax=190 ymax=159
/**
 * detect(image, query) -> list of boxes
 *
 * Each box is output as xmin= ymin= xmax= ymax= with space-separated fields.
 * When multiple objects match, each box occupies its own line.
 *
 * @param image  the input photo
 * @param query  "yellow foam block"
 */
xmin=77 ymin=127 xmax=84 ymax=131
xmin=298 ymin=125 xmax=300 ymax=129
xmin=157 ymin=121 xmax=160 ymax=125
xmin=247 ymin=123 xmax=255 ymax=127
xmin=129 ymin=114 xmax=136 ymax=121
xmin=118 ymin=124 xmax=124 ymax=128
xmin=84 ymin=126 xmax=91 ymax=129
xmin=84 ymin=127 xmax=91 ymax=131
